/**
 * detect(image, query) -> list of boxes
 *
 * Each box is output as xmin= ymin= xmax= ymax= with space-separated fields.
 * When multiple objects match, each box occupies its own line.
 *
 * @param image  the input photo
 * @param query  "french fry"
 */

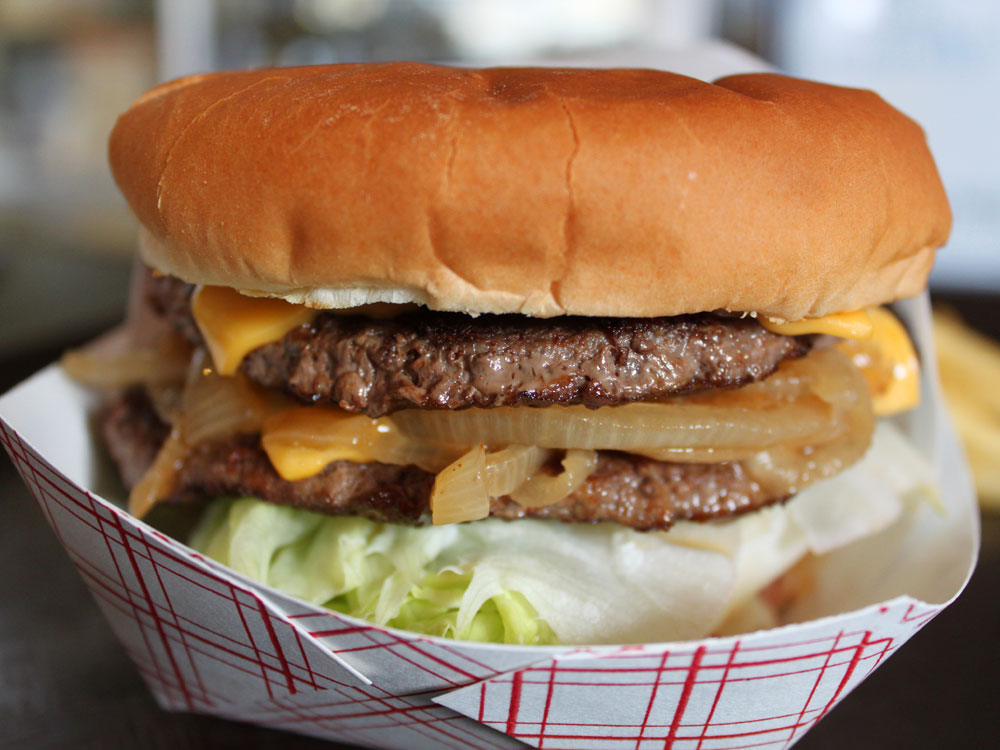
xmin=933 ymin=307 xmax=1000 ymax=509
xmin=966 ymin=448 xmax=1000 ymax=509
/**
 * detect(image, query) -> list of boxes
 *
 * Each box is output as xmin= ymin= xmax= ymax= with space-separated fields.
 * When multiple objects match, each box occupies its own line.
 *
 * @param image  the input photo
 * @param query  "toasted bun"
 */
xmin=110 ymin=63 xmax=950 ymax=319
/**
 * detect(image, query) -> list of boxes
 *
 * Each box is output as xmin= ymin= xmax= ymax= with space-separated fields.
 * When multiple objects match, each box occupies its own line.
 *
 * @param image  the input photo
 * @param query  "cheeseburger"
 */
xmin=67 ymin=63 xmax=950 ymax=645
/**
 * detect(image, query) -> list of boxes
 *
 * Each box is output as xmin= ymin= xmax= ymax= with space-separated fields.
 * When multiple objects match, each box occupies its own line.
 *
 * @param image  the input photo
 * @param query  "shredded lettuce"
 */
xmin=189 ymin=500 xmax=735 ymax=645
xmin=190 ymin=503 xmax=560 ymax=644
xmin=188 ymin=423 xmax=933 ymax=645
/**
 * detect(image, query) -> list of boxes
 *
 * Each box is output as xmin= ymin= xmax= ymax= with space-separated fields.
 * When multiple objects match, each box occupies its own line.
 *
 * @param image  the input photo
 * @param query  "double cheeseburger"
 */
xmin=71 ymin=64 xmax=950 ymax=645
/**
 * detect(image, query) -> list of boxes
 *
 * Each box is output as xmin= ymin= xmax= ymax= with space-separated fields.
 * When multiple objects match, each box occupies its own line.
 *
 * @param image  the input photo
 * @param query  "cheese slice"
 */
xmin=191 ymin=285 xmax=319 ymax=376
xmin=261 ymin=405 xmax=461 ymax=481
xmin=262 ymin=407 xmax=386 ymax=481
xmin=836 ymin=307 xmax=920 ymax=416
xmin=759 ymin=309 xmax=874 ymax=339
xmin=759 ymin=307 xmax=918 ymax=414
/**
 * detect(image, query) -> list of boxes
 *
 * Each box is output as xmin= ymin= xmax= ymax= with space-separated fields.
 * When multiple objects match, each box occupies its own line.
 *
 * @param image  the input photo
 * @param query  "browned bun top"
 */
xmin=109 ymin=63 xmax=950 ymax=319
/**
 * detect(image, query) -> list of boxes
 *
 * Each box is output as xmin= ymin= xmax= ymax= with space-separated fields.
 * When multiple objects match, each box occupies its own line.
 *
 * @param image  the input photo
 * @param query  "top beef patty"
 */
xmin=148 ymin=272 xmax=813 ymax=417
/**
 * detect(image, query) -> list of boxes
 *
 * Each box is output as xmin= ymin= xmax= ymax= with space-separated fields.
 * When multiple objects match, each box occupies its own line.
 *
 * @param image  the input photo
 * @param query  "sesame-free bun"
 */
xmin=110 ymin=63 xmax=950 ymax=319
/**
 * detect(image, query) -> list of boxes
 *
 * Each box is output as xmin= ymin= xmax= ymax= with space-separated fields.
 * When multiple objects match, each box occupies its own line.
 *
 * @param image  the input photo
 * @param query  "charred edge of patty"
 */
xmin=104 ymin=386 xmax=787 ymax=531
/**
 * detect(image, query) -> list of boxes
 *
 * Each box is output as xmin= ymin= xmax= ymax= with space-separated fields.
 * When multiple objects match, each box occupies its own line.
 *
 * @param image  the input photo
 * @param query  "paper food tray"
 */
xmin=0 ymin=291 xmax=977 ymax=750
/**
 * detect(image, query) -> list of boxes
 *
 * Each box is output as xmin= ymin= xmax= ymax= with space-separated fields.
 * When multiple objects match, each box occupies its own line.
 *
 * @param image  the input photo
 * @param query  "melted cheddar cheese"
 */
xmin=836 ymin=307 xmax=920 ymax=416
xmin=760 ymin=308 xmax=919 ymax=415
xmin=759 ymin=309 xmax=874 ymax=339
xmin=191 ymin=285 xmax=319 ymax=376
xmin=262 ymin=407 xmax=386 ymax=481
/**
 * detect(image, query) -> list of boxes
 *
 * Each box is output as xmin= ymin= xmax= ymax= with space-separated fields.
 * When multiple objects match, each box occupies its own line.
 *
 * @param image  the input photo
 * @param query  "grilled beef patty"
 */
xmin=102 ymin=386 xmax=170 ymax=488
xmin=146 ymin=271 xmax=813 ymax=417
xmin=104 ymin=387 xmax=783 ymax=531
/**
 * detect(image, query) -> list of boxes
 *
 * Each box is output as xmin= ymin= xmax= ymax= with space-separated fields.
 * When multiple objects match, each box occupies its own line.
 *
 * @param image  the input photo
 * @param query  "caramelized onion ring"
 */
xmin=511 ymin=450 xmax=599 ymax=508
xmin=431 ymin=445 xmax=550 ymax=524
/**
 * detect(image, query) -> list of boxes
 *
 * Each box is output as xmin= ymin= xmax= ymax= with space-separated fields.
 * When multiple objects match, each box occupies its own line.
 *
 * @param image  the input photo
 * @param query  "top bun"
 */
xmin=110 ymin=63 xmax=950 ymax=320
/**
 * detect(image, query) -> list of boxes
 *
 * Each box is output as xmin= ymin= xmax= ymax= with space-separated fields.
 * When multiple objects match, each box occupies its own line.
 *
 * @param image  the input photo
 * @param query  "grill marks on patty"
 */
xmin=146 ymin=272 xmax=814 ymax=417
xmin=104 ymin=388 xmax=784 ymax=530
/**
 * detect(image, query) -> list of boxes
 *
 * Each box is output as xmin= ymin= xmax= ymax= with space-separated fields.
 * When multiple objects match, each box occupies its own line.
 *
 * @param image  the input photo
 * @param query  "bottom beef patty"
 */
xmin=105 ymin=387 xmax=785 ymax=531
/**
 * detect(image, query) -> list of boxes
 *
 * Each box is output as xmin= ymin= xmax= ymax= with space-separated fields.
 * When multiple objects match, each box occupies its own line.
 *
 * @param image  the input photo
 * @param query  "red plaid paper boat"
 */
xmin=0 ymin=294 xmax=977 ymax=749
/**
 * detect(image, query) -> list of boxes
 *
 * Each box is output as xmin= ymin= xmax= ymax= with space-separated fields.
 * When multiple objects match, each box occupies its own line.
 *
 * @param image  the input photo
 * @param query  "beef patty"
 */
xmin=147 ymin=272 xmax=813 ymax=417
xmin=104 ymin=387 xmax=784 ymax=531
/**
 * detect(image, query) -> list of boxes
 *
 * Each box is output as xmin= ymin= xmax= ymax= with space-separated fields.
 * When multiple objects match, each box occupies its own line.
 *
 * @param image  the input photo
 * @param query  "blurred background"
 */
xmin=0 ymin=1 xmax=998 ymax=748
xmin=1 ymin=0 xmax=999 ymax=353
xmin=1 ymin=0 xmax=998 ymax=354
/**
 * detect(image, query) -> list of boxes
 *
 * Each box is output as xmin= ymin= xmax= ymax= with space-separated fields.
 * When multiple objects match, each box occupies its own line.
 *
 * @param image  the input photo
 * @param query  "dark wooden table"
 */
xmin=2 ymin=295 xmax=999 ymax=749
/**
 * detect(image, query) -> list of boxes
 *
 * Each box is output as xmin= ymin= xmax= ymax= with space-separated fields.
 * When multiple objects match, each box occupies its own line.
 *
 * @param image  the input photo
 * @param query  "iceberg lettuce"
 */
xmin=189 ymin=423 xmax=933 ymax=645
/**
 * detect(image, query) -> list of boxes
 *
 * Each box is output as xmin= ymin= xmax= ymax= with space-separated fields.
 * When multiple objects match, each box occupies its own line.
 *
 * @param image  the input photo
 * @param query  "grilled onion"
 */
xmin=392 ymin=399 xmax=830 ymax=454
xmin=745 ymin=352 xmax=875 ymax=494
xmin=484 ymin=446 xmax=550 ymax=496
xmin=431 ymin=445 xmax=489 ymax=525
xmin=128 ymin=427 xmax=187 ymax=519
xmin=511 ymin=450 xmax=598 ymax=508
xmin=180 ymin=367 xmax=272 ymax=446
xmin=62 ymin=332 xmax=191 ymax=389
xmin=431 ymin=445 xmax=551 ymax=524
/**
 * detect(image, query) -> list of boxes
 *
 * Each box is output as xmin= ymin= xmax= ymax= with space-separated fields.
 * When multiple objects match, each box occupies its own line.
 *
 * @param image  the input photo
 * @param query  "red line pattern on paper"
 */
xmin=1 ymin=416 xmax=945 ymax=750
